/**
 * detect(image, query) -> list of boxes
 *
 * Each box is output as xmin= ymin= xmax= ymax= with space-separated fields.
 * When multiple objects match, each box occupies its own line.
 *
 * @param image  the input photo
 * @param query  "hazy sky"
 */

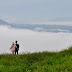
xmin=0 ymin=0 xmax=72 ymax=24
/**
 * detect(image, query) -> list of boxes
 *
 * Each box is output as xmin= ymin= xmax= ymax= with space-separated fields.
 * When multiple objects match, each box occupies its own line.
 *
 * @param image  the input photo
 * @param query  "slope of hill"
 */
xmin=0 ymin=47 xmax=72 ymax=72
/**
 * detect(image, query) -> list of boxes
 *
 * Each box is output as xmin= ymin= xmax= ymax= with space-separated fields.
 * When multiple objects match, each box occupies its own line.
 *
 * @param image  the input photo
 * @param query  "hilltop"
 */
xmin=0 ymin=47 xmax=72 ymax=72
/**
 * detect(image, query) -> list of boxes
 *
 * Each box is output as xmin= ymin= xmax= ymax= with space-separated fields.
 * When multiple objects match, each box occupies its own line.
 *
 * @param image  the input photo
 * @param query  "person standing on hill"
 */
xmin=15 ymin=41 xmax=19 ymax=54
xmin=10 ymin=42 xmax=16 ymax=54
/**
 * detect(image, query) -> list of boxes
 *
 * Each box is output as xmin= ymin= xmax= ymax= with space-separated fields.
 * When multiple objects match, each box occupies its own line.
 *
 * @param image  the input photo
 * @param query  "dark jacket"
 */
xmin=15 ymin=43 xmax=19 ymax=50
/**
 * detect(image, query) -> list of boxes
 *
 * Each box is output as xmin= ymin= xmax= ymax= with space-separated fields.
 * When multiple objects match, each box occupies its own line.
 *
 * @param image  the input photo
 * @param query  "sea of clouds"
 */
xmin=0 ymin=25 xmax=72 ymax=54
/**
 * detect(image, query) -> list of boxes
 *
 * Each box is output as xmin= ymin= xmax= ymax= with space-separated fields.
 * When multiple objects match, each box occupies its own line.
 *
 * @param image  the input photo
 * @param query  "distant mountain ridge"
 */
xmin=0 ymin=19 xmax=9 ymax=25
xmin=0 ymin=19 xmax=72 ymax=33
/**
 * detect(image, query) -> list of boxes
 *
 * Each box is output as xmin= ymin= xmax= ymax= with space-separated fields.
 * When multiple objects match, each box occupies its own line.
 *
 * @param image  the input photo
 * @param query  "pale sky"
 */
xmin=0 ymin=0 xmax=72 ymax=24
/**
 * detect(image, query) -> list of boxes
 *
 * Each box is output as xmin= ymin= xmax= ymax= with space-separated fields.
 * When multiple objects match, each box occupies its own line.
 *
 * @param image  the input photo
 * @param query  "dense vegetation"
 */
xmin=0 ymin=47 xmax=72 ymax=72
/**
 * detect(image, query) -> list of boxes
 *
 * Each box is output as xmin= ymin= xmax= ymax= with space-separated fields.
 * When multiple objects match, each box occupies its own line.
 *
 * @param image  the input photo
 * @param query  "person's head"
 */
xmin=15 ymin=40 xmax=18 ymax=43
xmin=12 ymin=42 xmax=14 ymax=45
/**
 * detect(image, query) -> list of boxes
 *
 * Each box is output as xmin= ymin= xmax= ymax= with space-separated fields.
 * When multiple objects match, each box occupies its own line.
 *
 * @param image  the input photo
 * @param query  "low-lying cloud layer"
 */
xmin=0 ymin=25 xmax=72 ymax=54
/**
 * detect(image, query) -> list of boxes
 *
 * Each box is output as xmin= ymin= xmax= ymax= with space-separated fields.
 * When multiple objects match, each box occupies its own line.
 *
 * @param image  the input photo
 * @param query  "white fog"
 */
xmin=0 ymin=25 xmax=72 ymax=54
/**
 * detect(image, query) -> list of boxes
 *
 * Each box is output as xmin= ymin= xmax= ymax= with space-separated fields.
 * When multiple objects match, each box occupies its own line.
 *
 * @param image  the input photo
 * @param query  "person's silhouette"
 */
xmin=15 ymin=41 xmax=19 ymax=54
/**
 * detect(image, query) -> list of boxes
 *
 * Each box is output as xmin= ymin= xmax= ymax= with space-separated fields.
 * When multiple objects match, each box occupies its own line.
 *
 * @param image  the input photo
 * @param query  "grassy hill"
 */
xmin=0 ymin=47 xmax=72 ymax=72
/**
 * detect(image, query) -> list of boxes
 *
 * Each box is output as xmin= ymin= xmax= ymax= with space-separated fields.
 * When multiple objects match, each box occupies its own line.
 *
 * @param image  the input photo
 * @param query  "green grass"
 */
xmin=0 ymin=47 xmax=72 ymax=72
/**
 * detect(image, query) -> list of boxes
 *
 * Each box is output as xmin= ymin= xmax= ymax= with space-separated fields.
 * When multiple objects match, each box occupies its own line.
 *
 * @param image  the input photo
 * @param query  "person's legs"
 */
xmin=17 ymin=50 xmax=18 ymax=54
xmin=15 ymin=51 xmax=16 ymax=54
xmin=15 ymin=48 xmax=17 ymax=54
xmin=12 ymin=52 xmax=14 ymax=54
